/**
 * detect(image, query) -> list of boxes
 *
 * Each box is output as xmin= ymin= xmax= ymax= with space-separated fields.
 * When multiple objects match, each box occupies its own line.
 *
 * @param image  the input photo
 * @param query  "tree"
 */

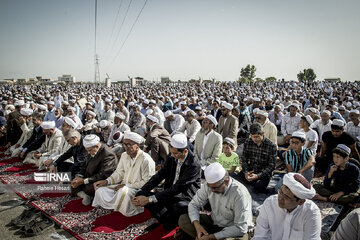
xmin=239 ymin=64 xmax=256 ymax=82
xmin=297 ymin=68 xmax=316 ymax=83
xmin=265 ymin=76 xmax=277 ymax=82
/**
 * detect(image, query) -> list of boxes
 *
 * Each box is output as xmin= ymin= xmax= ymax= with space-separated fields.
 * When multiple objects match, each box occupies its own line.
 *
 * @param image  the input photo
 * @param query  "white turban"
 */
xmin=68 ymin=106 xmax=76 ymax=112
xmin=165 ymin=110 xmax=173 ymax=118
xmin=147 ymin=115 xmax=159 ymax=124
xmin=47 ymin=101 xmax=55 ymax=105
xmin=99 ymin=120 xmax=109 ymax=128
xmin=87 ymin=110 xmax=96 ymax=117
xmin=64 ymin=117 xmax=78 ymax=129
xmin=123 ymin=132 xmax=144 ymax=144
xmin=20 ymin=108 xmax=33 ymax=116
xmin=171 ymin=133 xmax=187 ymax=149
xmin=222 ymin=102 xmax=233 ymax=110
xmin=205 ymin=115 xmax=218 ymax=126
xmin=204 ymin=162 xmax=226 ymax=184
xmin=322 ymin=110 xmax=331 ymax=116
xmin=14 ymin=100 xmax=25 ymax=107
xmin=256 ymin=110 xmax=268 ymax=118
xmin=112 ymin=131 xmax=123 ymax=143
xmin=83 ymin=134 xmax=100 ymax=148
xmin=283 ymin=173 xmax=316 ymax=199
xmin=115 ymin=112 xmax=125 ymax=120
xmin=37 ymin=104 xmax=47 ymax=111
xmin=41 ymin=121 xmax=55 ymax=129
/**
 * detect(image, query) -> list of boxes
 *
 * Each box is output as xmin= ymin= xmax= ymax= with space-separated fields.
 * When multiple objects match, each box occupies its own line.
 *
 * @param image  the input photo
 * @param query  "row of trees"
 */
xmin=238 ymin=64 xmax=317 ymax=83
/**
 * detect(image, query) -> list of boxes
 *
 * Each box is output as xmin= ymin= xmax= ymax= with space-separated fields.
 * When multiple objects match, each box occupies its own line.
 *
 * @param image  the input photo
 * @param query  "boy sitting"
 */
xmin=313 ymin=144 xmax=360 ymax=205
xmin=218 ymin=137 xmax=239 ymax=178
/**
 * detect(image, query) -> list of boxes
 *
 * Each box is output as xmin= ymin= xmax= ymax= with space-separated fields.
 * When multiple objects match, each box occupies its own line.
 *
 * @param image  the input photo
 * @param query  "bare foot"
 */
xmin=313 ymin=194 xmax=328 ymax=202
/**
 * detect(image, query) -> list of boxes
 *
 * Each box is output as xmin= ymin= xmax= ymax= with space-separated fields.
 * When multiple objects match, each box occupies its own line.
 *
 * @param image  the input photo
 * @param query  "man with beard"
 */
xmin=281 ymin=104 xmax=301 ymax=145
xmin=107 ymin=112 xmax=131 ymax=146
xmin=217 ymin=102 xmax=238 ymax=147
xmin=128 ymin=105 xmax=146 ymax=136
xmin=54 ymin=107 xmax=64 ymax=129
xmin=178 ymin=162 xmax=252 ymax=240
xmin=100 ymin=102 xmax=115 ymax=123
xmin=115 ymin=99 xmax=130 ymax=124
xmin=44 ymin=101 xmax=56 ymax=122
xmin=194 ymin=115 xmax=222 ymax=168
xmin=144 ymin=115 xmax=171 ymax=166
xmin=310 ymin=110 xmax=332 ymax=143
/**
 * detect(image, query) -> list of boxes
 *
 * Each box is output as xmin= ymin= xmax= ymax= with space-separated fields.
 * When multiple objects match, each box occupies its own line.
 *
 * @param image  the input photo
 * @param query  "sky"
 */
xmin=0 ymin=0 xmax=360 ymax=82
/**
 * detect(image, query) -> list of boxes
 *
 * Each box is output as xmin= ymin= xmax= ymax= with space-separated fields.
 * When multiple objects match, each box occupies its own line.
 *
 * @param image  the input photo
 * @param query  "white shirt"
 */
xmin=310 ymin=119 xmax=332 ymax=142
xmin=281 ymin=113 xmax=301 ymax=136
xmin=253 ymin=195 xmax=321 ymax=240
xmin=170 ymin=114 xmax=185 ymax=134
xmin=300 ymin=128 xmax=318 ymax=154
xmin=178 ymin=119 xmax=201 ymax=143
xmin=201 ymin=130 xmax=213 ymax=161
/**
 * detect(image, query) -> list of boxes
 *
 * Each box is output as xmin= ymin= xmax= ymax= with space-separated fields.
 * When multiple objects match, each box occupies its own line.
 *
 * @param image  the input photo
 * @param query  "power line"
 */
xmin=94 ymin=0 xmax=100 ymax=83
xmin=102 ymin=0 xmax=124 ymax=58
xmin=109 ymin=0 xmax=148 ymax=65
xmin=104 ymin=0 xmax=133 ymax=63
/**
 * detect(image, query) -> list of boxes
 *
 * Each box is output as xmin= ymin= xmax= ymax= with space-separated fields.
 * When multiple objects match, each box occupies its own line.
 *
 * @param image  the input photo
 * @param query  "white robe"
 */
xmin=8 ymin=121 xmax=34 ymax=157
xmin=92 ymin=150 xmax=155 ymax=217
xmin=38 ymin=135 xmax=73 ymax=168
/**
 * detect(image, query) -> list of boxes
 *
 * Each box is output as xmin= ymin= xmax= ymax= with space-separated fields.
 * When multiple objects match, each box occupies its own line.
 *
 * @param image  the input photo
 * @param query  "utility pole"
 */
xmin=94 ymin=0 xmax=100 ymax=84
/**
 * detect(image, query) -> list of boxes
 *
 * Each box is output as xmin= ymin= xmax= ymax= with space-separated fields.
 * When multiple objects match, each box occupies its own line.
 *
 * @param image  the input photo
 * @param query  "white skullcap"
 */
xmin=128 ymin=101 xmax=135 ymax=107
xmin=170 ymin=133 xmax=187 ymax=149
xmin=37 ymin=104 xmax=47 ymax=111
xmin=223 ymin=137 xmax=235 ymax=147
xmin=303 ymin=115 xmax=313 ymax=125
xmin=146 ymin=109 xmax=154 ymax=116
xmin=83 ymin=134 xmax=100 ymax=148
xmin=308 ymin=107 xmax=317 ymax=113
xmin=332 ymin=119 xmax=345 ymax=127
xmin=115 ymin=112 xmax=125 ymax=120
xmin=291 ymin=131 xmax=306 ymax=140
xmin=99 ymin=120 xmax=109 ymax=128
xmin=335 ymin=144 xmax=351 ymax=155
xmin=6 ymin=105 xmax=15 ymax=110
xmin=123 ymin=131 xmax=144 ymax=144
xmin=204 ymin=162 xmax=226 ymax=184
xmin=322 ymin=110 xmax=331 ymax=116
xmin=206 ymin=115 xmax=218 ymax=126
xmin=64 ymin=117 xmax=77 ymax=129
xmin=338 ymin=106 xmax=345 ymax=111
xmin=256 ymin=110 xmax=268 ymax=118
xmin=14 ymin=100 xmax=25 ymax=107
xmin=283 ymin=173 xmax=316 ymax=199
xmin=346 ymin=102 xmax=352 ymax=108
xmin=20 ymin=108 xmax=33 ymax=116
xmin=274 ymin=99 xmax=280 ymax=104
xmin=180 ymin=101 xmax=187 ymax=105
xmin=47 ymin=101 xmax=55 ymax=105
xmin=149 ymin=99 xmax=156 ymax=105
xmin=147 ymin=115 xmax=159 ymax=124
xmin=112 ymin=131 xmax=123 ymax=143
xmin=233 ymin=99 xmax=239 ymax=103
xmin=165 ymin=110 xmax=173 ymax=118
xmin=253 ymin=97 xmax=261 ymax=102
xmin=143 ymin=99 xmax=149 ymax=105
xmin=69 ymin=99 xmax=76 ymax=103
xmin=195 ymin=106 xmax=202 ymax=110
xmin=222 ymin=102 xmax=233 ymax=110
xmin=354 ymin=101 xmax=360 ymax=107
xmin=62 ymin=101 xmax=69 ymax=105
xmin=41 ymin=121 xmax=55 ymax=129
xmin=350 ymin=109 xmax=360 ymax=115
xmin=87 ymin=110 xmax=96 ymax=117
xmin=68 ymin=106 xmax=76 ymax=112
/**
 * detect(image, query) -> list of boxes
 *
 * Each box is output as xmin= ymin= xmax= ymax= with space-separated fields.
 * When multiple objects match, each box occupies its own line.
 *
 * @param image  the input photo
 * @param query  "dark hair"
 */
xmin=291 ymin=136 xmax=306 ymax=143
xmin=332 ymin=148 xmax=349 ymax=158
xmin=32 ymin=112 xmax=44 ymax=121
xmin=331 ymin=125 xmax=344 ymax=131
xmin=249 ymin=123 xmax=263 ymax=135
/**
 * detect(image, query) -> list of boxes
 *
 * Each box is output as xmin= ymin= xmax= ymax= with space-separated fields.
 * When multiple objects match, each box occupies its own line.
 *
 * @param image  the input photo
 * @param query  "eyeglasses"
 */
xmin=207 ymin=180 xmax=225 ymax=191
xmin=122 ymin=142 xmax=136 ymax=148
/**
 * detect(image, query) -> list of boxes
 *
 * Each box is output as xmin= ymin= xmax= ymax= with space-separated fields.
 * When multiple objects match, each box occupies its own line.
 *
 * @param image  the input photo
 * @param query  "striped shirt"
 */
xmin=284 ymin=147 xmax=313 ymax=172
xmin=344 ymin=121 xmax=360 ymax=139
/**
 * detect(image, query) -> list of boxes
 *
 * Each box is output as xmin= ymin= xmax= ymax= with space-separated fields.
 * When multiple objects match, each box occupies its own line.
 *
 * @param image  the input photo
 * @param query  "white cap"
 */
xmin=204 ymin=162 xmax=226 ymax=184
xmin=64 ymin=117 xmax=77 ymax=129
xmin=222 ymin=102 xmax=233 ymax=110
xmin=14 ymin=100 xmax=25 ymax=107
xmin=303 ymin=115 xmax=313 ymax=125
xmin=291 ymin=131 xmax=306 ymax=140
xmin=170 ymin=133 xmax=188 ymax=149
xmin=283 ymin=173 xmax=315 ymax=199
xmin=253 ymin=97 xmax=261 ymax=102
xmin=308 ymin=107 xmax=317 ymax=113
xmin=350 ymin=109 xmax=360 ymax=115
xmin=143 ymin=99 xmax=149 ymax=105
xmin=115 ymin=112 xmax=125 ymax=120
xmin=146 ymin=109 xmax=154 ymax=116
xmin=83 ymin=134 xmax=100 ymax=148
xmin=195 ymin=106 xmax=202 ymax=110
xmin=332 ymin=119 xmax=345 ymax=127
xmin=346 ymin=102 xmax=352 ymax=108
xmin=41 ymin=121 xmax=55 ymax=129
xmin=180 ymin=101 xmax=187 ymax=105
xmin=147 ymin=115 xmax=159 ymax=124
xmin=20 ymin=108 xmax=33 ymax=116
xmin=206 ymin=115 xmax=218 ymax=126
xmin=223 ymin=137 xmax=235 ymax=147
xmin=123 ymin=132 xmax=144 ymax=144
xmin=99 ymin=120 xmax=109 ymax=128
xmin=322 ymin=110 xmax=331 ymax=116
xmin=256 ymin=110 xmax=268 ymax=118
xmin=47 ymin=101 xmax=55 ymax=105
xmin=165 ymin=110 xmax=173 ymax=118
xmin=37 ymin=104 xmax=47 ymax=111
xmin=87 ymin=110 xmax=96 ymax=117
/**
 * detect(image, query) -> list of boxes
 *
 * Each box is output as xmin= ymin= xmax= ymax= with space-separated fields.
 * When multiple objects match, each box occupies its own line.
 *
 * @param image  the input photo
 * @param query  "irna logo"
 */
xmin=34 ymin=172 xmax=71 ymax=182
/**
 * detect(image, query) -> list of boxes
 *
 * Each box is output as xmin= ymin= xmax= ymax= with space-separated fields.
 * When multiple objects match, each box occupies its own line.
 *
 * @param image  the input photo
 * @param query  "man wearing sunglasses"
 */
xmin=253 ymin=173 xmax=321 ymax=240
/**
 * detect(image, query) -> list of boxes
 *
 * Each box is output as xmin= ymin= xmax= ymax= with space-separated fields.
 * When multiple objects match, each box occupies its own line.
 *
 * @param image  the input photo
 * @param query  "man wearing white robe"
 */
xmin=92 ymin=132 xmax=155 ymax=217
xmin=107 ymin=112 xmax=131 ymax=146
xmin=23 ymin=121 xmax=63 ymax=167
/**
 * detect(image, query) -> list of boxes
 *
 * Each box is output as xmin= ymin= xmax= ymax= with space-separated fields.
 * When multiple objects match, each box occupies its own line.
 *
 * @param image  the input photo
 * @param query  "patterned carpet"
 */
xmin=0 ymin=152 xmax=176 ymax=240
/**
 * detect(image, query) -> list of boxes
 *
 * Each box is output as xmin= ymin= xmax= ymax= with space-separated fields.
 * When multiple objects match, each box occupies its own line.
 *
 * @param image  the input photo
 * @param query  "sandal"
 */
xmin=16 ymin=210 xmax=41 ymax=227
xmin=24 ymin=218 xmax=54 ymax=236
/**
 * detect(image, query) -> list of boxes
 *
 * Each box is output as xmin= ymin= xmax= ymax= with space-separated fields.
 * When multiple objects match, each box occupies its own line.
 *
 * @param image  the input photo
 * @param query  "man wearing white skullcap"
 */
xmin=310 ymin=110 xmax=332 ymax=143
xmin=299 ymin=115 xmax=318 ymax=154
xmin=107 ymin=112 xmax=131 ymax=147
xmin=93 ymin=119 xmax=113 ymax=143
xmin=44 ymin=100 xmax=56 ymax=122
xmin=316 ymin=117 xmax=359 ymax=173
xmin=253 ymin=173 xmax=321 ymax=240
xmin=178 ymin=162 xmax=252 ymax=239
xmin=72 ymin=134 xmax=117 ymax=206
xmin=133 ymin=133 xmax=201 ymax=230
xmin=100 ymin=101 xmax=115 ymax=124
xmin=254 ymin=109 xmax=278 ymax=145
xmin=81 ymin=110 xmax=98 ymax=134
xmin=177 ymin=110 xmax=201 ymax=145
xmin=194 ymin=115 xmax=222 ymax=168
xmin=93 ymin=131 xmax=155 ymax=216
xmin=23 ymin=121 xmax=63 ymax=167
xmin=115 ymin=99 xmax=130 ymax=124
xmin=164 ymin=109 xmax=185 ymax=135
xmin=281 ymin=104 xmax=301 ymax=145
xmin=172 ymin=100 xmax=190 ymax=116
xmin=344 ymin=109 xmax=360 ymax=139
xmin=144 ymin=114 xmax=171 ymax=165
xmin=217 ymin=102 xmax=238 ymax=146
